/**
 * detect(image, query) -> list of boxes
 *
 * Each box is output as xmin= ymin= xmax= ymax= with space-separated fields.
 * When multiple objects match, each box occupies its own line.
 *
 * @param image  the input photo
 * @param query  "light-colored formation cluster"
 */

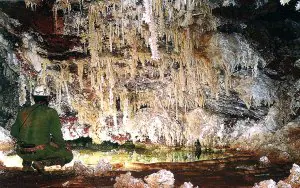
xmin=114 ymin=169 xmax=195 ymax=188
xmin=73 ymin=158 xmax=112 ymax=176
xmin=254 ymin=163 xmax=300 ymax=188
xmin=12 ymin=1 xmax=276 ymax=146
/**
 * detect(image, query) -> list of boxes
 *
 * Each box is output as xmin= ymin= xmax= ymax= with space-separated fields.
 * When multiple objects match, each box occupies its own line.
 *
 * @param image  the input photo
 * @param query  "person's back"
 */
xmin=16 ymin=104 xmax=54 ymax=145
xmin=11 ymin=85 xmax=73 ymax=172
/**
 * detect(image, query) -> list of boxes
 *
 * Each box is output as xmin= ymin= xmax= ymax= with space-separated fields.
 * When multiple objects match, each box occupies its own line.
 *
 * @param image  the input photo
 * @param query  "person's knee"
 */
xmin=64 ymin=150 xmax=73 ymax=164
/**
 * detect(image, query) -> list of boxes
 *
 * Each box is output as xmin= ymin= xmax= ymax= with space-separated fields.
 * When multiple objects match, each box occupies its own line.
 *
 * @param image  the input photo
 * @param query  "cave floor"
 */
xmin=0 ymin=153 xmax=293 ymax=188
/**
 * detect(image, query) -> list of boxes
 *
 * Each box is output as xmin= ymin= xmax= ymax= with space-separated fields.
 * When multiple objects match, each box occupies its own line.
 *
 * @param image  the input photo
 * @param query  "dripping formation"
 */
xmin=13 ymin=0 xmax=270 ymax=146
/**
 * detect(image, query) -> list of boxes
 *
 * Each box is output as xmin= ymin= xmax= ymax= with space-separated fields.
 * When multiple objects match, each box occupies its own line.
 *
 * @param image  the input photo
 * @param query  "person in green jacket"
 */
xmin=11 ymin=85 xmax=73 ymax=172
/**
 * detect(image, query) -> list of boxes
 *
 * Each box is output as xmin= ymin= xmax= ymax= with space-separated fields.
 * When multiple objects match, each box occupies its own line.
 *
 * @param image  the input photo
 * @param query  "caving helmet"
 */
xmin=33 ymin=84 xmax=50 ymax=97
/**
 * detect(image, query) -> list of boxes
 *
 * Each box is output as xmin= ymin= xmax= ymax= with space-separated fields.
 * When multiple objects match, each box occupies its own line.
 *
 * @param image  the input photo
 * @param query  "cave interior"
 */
xmin=0 ymin=0 xmax=300 ymax=187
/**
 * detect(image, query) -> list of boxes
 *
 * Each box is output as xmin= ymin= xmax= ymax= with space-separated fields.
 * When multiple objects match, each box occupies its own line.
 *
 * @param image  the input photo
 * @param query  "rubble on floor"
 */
xmin=114 ymin=169 xmax=195 ymax=188
xmin=253 ymin=164 xmax=300 ymax=188
xmin=73 ymin=158 xmax=112 ymax=176
xmin=259 ymin=156 xmax=270 ymax=165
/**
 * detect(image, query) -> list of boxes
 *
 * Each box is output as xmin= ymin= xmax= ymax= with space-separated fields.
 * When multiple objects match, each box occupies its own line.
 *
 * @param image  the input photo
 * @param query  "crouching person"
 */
xmin=10 ymin=85 xmax=73 ymax=172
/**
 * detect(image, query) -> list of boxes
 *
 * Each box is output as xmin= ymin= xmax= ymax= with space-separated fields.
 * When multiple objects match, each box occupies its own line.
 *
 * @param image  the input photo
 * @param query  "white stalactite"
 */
xmin=142 ymin=0 xmax=160 ymax=60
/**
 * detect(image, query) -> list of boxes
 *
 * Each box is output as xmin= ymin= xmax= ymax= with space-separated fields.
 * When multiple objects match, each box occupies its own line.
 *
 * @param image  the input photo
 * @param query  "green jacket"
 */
xmin=11 ymin=104 xmax=65 ymax=147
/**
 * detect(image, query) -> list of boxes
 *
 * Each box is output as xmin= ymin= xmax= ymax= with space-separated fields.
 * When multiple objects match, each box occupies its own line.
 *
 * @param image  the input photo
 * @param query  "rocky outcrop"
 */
xmin=114 ymin=169 xmax=196 ymax=187
xmin=254 ymin=163 xmax=300 ymax=188
xmin=0 ymin=13 xmax=20 ymax=129
xmin=0 ymin=126 xmax=14 ymax=152
xmin=114 ymin=170 xmax=179 ymax=188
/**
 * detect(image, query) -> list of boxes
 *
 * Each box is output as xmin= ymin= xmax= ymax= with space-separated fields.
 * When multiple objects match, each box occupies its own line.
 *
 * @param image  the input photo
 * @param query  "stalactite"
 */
xmin=109 ymin=22 xmax=113 ymax=53
xmin=55 ymin=76 xmax=62 ymax=112
xmin=77 ymin=61 xmax=84 ymax=89
xmin=119 ymin=91 xmax=129 ymax=126
xmin=24 ymin=0 xmax=37 ymax=11
xmin=90 ymin=69 xmax=95 ymax=89
xmin=175 ymin=83 xmax=178 ymax=119
xmin=38 ymin=60 xmax=48 ymax=86
xmin=143 ymin=0 xmax=160 ymax=60
xmin=53 ymin=5 xmax=58 ymax=30
xmin=107 ymin=59 xmax=115 ymax=110
xmin=18 ymin=74 xmax=27 ymax=106
xmin=100 ymin=74 xmax=105 ymax=111
xmin=17 ymin=0 xmax=244 ymax=146
xmin=64 ymin=81 xmax=71 ymax=105
xmin=129 ymin=59 xmax=137 ymax=79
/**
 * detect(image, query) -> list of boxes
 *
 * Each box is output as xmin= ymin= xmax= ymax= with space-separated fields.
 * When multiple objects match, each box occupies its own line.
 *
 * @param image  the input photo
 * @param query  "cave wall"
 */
xmin=0 ymin=49 xmax=19 ymax=129
xmin=0 ymin=0 xmax=299 ymax=159
xmin=0 ymin=23 xmax=20 ymax=129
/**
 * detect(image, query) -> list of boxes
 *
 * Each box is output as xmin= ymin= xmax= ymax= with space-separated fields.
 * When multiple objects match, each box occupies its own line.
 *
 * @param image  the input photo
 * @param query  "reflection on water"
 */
xmin=2 ymin=149 xmax=293 ymax=188
xmin=195 ymin=149 xmax=201 ymax=159
xmin=1 ymin=149 xmax=233 ymax=167
xmin=1 ymin=148 xmax=232 ymax=169
xmin=77 ymin=149 xmax=232 ymax=166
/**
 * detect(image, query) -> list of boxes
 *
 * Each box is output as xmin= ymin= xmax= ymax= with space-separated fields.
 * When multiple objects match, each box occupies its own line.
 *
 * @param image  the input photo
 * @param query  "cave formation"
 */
xmin=0 ymin=0 xmax=300 ymax=187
